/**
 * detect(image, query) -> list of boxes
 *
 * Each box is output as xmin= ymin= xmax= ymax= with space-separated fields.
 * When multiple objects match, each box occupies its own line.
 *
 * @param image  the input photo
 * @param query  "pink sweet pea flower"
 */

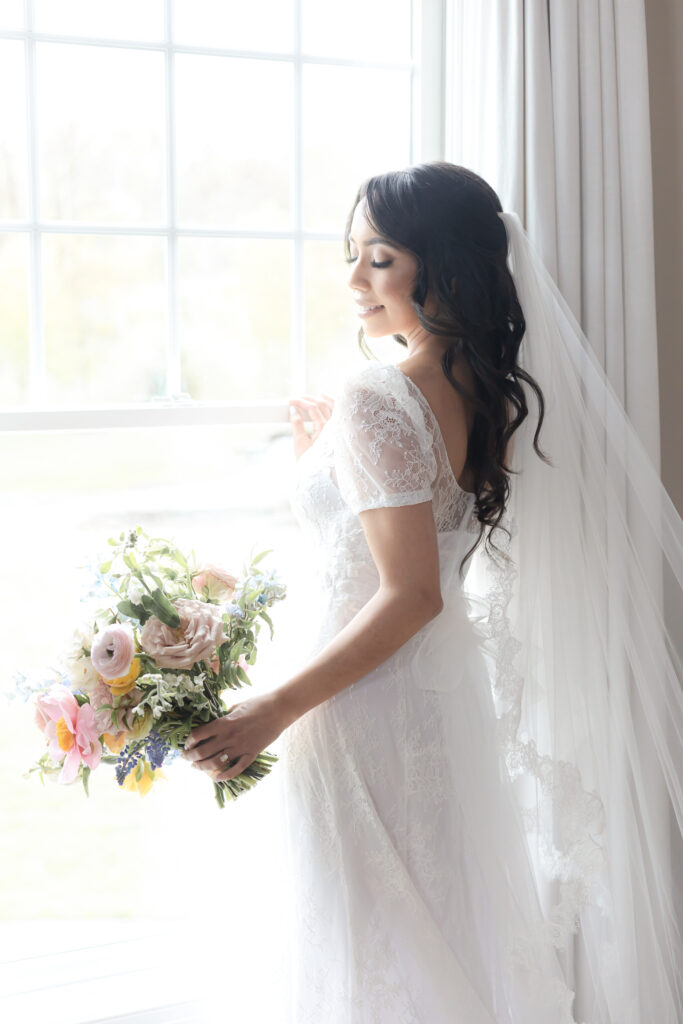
xmin=36 ymin=686 xmax=102 ymax=784
xmin=191 ymin=565 xmax=238 ymax=602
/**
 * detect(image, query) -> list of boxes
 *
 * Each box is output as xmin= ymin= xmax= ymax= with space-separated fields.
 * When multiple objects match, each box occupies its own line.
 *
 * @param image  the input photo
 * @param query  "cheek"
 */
xmin=385 ymin=265 xmax=417 ymax=305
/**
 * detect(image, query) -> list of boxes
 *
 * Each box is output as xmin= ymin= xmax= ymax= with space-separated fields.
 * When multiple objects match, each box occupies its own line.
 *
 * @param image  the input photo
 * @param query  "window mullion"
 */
xmin=291 ymin=0 xmax=305 ymax=398
xmin=164 ymin=0 xmax=181 ymax=396
xmin=415 ymin=0 xmax=446 ymax=162
xmin=25 ymin=0 xmax=45 ymax=406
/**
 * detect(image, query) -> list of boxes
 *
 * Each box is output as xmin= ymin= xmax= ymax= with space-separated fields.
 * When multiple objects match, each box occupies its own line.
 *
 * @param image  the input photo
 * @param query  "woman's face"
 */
xmin=346 ymin=200 xmax=421 ymax=339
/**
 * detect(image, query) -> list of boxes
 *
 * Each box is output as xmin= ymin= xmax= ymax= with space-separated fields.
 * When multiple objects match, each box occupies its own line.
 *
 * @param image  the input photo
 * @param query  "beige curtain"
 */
xmin=444 ymin=2 xmax=674 ymax=1019
xmin=445 ymin=0 xmax=660 ymax=468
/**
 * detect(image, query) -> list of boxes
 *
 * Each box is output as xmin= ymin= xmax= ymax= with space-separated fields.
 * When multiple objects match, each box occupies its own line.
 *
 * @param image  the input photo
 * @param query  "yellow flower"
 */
xmin=55 ymin=716 xmax=75 ymax=752
xmin=107 ymin=657 xmax=142 ymax=697
xmin=102 ymin=731 xmax=126 ymax=754
xmin=127 ymin=709 xmax=153 ymax=741
xmin=121 ymin=758 xmax=165 ymax=797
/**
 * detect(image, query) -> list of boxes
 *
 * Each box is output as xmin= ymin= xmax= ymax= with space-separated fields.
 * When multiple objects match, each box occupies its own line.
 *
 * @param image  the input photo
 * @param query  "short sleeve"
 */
xmin=333 ymin=368 xmax=437 ymax=514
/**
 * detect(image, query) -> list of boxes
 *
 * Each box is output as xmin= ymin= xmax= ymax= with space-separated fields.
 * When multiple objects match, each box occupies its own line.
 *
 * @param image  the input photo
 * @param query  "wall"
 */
xmin=645 ymin=0 xmax=683 ymax=516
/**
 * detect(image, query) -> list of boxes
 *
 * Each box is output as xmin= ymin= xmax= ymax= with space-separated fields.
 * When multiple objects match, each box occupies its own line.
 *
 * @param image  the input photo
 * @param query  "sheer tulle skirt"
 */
xmin=280 ymin=615 xmax=578 ymax=1024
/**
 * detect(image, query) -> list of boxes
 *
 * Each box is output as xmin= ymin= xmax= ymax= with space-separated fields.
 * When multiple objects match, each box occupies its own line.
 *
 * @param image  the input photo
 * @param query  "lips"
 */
xmin=356 ymin=304 xmax=384 ymax=312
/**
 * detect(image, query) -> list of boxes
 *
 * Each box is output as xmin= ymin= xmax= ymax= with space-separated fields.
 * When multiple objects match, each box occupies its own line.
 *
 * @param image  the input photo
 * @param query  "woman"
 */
xmin=184 ymin=163 xmax=683 ymax=1022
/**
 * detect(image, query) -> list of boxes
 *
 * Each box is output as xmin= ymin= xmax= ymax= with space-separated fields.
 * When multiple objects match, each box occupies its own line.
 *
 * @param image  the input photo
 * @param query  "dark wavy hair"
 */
xmin=344 ymin=161 xmax=552 ymax=577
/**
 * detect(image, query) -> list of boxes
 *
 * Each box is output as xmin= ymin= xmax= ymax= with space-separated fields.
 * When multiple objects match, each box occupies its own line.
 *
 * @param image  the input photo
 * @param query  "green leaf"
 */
xmin=122 ymin=551 xmax=141 ymax=573
xmin=251 ymin=549 xmax=272 ymax=567
xmin=100 ymin=560 xmax=112 ymax=573
xmin=117 ymin=599 xmax=145 ymax=621
xmin=82 ymin=766 xmax=91 ymax=797
xmin=150 ymin=588 xmax=181 ymax=628
xmin=259 ymin=610 xmax=274 ymax=640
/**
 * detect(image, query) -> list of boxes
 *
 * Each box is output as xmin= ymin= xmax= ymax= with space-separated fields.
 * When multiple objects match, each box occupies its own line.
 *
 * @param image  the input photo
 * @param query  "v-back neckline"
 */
xmin=382 ymin=362 xmax=476 ymax=500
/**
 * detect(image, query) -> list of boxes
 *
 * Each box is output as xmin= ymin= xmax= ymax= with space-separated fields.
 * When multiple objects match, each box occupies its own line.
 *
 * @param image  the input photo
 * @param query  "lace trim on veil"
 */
xmin=474 ymin=510 xmax=618 ymax=1023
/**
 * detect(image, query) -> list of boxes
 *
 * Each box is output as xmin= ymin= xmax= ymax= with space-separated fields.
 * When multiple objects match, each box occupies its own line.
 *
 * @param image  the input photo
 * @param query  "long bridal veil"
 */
xmin=462 ymin=212 xmax=683 ymax=1022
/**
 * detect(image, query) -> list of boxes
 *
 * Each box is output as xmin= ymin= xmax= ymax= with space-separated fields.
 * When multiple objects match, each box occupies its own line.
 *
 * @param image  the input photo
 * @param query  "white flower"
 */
xmin=65 ymin=623 xmax=99 ymax=692
xmin=127 ymin=577 xmax=145 ymax=604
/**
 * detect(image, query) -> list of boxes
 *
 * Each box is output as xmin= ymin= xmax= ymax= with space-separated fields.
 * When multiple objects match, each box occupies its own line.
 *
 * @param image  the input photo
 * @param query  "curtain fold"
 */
xmin=445 ymin=2 xmax=677 ymax=1020
xmin=446 ymin=0 xmax=659 ymax=458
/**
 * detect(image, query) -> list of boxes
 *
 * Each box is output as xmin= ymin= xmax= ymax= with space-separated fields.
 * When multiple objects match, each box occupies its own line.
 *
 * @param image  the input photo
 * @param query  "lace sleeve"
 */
xmin=333 ymin=368 xmax=437 ymax=515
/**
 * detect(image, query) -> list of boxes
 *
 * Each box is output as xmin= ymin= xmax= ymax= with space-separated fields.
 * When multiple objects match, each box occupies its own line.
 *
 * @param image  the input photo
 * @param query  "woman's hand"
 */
xmin=288 ymin=393 xmax=335 ymax=460
xmin=182 ymin=692 xmax=294 ymax=782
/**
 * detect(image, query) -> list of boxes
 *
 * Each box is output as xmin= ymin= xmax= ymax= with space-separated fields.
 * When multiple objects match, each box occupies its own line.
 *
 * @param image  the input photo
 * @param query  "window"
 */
xmin=1 ymin=0 xmax=445 ymax=429
xmin=0 ymin=3 xmax=445 ymax=1020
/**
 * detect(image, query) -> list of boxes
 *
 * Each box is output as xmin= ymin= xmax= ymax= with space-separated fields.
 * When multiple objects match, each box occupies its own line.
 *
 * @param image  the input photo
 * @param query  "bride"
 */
xmin=183 ymin=162 xmax=683 ymax=1022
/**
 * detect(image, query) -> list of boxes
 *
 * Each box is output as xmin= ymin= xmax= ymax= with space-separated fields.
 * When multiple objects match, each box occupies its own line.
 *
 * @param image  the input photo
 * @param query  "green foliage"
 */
xmin=27 ymin=525 xmax=287 ymax=807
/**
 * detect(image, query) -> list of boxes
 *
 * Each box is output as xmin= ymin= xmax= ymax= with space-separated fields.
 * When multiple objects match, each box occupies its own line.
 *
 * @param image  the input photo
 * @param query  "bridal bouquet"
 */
xmin=24 ymin=527 xmax=286 ymax=807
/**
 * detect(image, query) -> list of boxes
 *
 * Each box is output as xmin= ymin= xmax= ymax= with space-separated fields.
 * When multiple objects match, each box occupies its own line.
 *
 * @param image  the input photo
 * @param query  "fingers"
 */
xmin=212 ymin=752 xmax=255 ymax=783
xmin=288 ymin=395 xmax=334 ymax=423
xmin=185 ymin=722 xmax=218 ymax=750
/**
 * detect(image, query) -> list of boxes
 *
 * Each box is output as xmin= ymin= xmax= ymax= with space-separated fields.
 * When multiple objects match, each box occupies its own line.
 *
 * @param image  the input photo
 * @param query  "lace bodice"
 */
xmin=288 ymin=361 xmax=479 ymax=654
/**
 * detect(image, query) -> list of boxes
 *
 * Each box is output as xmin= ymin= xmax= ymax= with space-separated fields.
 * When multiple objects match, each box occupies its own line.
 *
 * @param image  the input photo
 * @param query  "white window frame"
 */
xmin=0 ymin=0 xmax=446 ymax=433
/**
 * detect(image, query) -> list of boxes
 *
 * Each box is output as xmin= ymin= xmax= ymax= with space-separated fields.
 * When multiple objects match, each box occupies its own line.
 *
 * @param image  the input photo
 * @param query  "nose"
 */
xmin=347 ymin=259 xmax=368 ymax=293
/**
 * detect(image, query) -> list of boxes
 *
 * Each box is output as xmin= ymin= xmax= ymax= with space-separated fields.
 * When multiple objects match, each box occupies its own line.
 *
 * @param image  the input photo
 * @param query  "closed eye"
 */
xmin=345 ymin=257 xmax=393 ymax=268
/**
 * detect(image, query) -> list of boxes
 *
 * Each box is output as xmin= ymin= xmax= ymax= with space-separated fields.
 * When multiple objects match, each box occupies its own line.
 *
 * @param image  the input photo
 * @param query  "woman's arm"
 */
xmin=184 ymin=499 xmax=443 ymax=779
xmin=275 ymin=498 xmax=443 ymax=724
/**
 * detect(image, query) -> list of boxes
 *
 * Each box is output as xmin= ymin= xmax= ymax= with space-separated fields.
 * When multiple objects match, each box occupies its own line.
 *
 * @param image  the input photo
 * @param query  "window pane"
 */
xmin=0 ymin=233 xmax=29 ymax=404
xmin=173 ymin=0 xmax=294 ymax=53
xmin=37 ymin=43 xmax=166 ymax=223
xmin=302 ymin=0 xmax=412 ymax=62
xmin=34 ymin=0 xmax=164 ymax=41
xmin=176 ymin=55 xmax=293 ymax=229
xmin=0 ymin=0 xmax=23 ymax=30
xmin=303 ymin=65 xmax=412 ymax=232
xmin=0 ymin=424 xmax=301 ymax=1018
xmin=305 ymin=239 xmax=364 ymax=389
xmin=0 ymin=40 xmax=29 ymax=220
xmin=179 ymin=237 xmax=290 ymax=400
xmin=42 ymin=234 xmax=166 ymax=405
xmin=305 ymin=240 xmax=402 ymax=391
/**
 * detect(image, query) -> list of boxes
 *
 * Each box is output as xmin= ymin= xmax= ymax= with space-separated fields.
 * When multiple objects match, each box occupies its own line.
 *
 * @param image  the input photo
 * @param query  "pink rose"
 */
xmin=35 ymin=686 xmax=102 ymax=784
xmin=91 ymin=624 xmax=135 ymax=681
xmin=191 ymin=565 xmax=238 ymax=602
xmin=140 ymin=598 xmax=226 ymax=669
xmin=89 ymin=677 xmax=142 ymax=734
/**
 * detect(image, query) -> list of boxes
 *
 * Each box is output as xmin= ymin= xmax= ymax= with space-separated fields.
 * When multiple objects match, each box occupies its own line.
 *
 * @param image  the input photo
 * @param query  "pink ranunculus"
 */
xmin=91 ymin=623 xmax=136 ymax=681
xmin=89 ymin=676 xmax=142 ymax=735
xmin=35 ymin=686 xmax=102 ymax=784
xmin=191 ymin=565 xmax=238 ymax=602
xmin=140 ymin=598 xmax=226 ymax=670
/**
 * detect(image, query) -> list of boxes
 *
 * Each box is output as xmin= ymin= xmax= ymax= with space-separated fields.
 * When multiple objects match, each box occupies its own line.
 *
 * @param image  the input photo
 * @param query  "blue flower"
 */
xmin=145 ymin=731 xmax=171 ymax=770
xmin=224 ymin=602 xmax=246 ymax=620
xmin=115 ymin=744 xmax=142 ymax=786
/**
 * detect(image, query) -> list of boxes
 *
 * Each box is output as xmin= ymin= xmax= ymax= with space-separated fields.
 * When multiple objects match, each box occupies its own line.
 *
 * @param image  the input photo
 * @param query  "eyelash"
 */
xmin=345 ymin=257 xmax=393 ymax=268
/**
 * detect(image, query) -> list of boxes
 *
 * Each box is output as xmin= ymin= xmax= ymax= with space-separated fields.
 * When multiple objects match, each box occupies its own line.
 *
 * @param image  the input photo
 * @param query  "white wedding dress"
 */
xmin=280 ymin=360 xmax=582 ymax=1023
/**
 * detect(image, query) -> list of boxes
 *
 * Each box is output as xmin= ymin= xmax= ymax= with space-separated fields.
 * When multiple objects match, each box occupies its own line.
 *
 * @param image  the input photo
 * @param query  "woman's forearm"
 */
xmin=273 ymin=587 xmax=443 ymax=726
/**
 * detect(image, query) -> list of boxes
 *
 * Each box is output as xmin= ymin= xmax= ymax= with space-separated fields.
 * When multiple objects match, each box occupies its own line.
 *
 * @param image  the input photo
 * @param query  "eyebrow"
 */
xmin=349 ymin=235 xmax=401 ymax=249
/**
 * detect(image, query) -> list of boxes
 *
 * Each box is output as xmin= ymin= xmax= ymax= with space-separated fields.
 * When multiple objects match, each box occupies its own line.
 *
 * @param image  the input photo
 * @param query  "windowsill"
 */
xmin=0 ymin=919 xmax=211 ymax=1023
xmin=0 ymin=402 xmax=291 ymax=433
xmin=0 ymin=916 xmax=290 ymax=1023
